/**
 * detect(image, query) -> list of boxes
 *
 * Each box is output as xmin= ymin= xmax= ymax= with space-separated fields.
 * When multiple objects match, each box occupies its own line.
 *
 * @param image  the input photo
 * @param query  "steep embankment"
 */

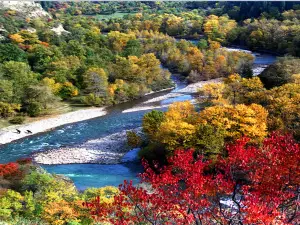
xmin=0 ymin=1 xmax=50 ymax=18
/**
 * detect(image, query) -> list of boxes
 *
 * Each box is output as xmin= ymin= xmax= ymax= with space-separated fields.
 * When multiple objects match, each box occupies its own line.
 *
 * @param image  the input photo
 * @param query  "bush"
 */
xmin=26 ymin=102 xmax=42 ymax=117
xmin=9 ymin=116 xmax=25 ymax=124
xmin=259 ymin=57 xmax=300 ymax=89
xmin=193 ymin=124 xmax=225 ymax=160
xmin=59 ymin=82 xmax=78 ymax=100
xmin=82 ymin=93 xmax=105 ymax=106
xmin=126 ymin=131 xmax=142 ymax=148
xmin=0 ymin=102 xmax=20 ymax=118
xmin=142 ymin=110 xmax=165 ymax=139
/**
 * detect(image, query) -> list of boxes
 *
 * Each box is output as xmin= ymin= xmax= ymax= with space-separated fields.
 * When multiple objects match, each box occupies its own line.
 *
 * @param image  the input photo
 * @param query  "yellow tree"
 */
xmin=156 ymin=101 xmax=199 ymax=150
xmin=223 ymin=74 xmax=265 ymax=105
xmin=82 ymin=186 xmax=119 ymax=203
xmin=9 ymin=34 xmax=24 ymax=44
xmin=204 ymin=15 xmax=237 ymax=43
xmin=186 ymin=47 xmax=204 ymax=71
xmin=291 ymin=74 xmax=300 ymax=84
xmin=107 ymin=31 xmax=136 ymax=52
xmin=199 ymin=104 xmax=268 ymax=142
xmin=261 ymin=83 xmax=300 ymax=139
xmin=42 ymin=77 xmax=62 ymax=95
xmin=198 ymin=83 xmax=227 ymax=105
xmin=42 ymin=200 xmax=82 ymax=225
xmin=204 ymin=15 xmax=219 ymax=40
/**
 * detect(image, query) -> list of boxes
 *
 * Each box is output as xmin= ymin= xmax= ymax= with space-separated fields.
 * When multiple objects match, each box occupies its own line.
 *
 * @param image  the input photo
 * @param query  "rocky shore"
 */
xmin=122 ymin=78 xmax=221 ymax=113
xmin=177 ymin=78 xmax=222 ymax=93
xmin=33 ymin=128 xmax=142 ymax=165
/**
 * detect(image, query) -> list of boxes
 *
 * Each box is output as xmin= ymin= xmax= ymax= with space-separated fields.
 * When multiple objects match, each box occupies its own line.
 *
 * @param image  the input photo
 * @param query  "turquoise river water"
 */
xmin=0 ymin=47 xmax=276 ymax=190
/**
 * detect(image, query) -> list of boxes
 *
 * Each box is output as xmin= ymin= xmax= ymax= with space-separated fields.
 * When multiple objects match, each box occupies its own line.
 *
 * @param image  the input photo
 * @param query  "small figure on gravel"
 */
xmin=15 ymin=129 xmax=21 ymax=134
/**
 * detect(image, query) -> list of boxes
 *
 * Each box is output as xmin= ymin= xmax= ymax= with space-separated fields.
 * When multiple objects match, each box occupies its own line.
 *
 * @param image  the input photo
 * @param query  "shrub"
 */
xmin=26 ymin=102 xmax=42 ymax=117
xmin=9 ymin=116 xmax=25 ymax=124
xmin=16 ymin=158 xmax=32 ymax=165
xmin=0 ymin=102 xmax=20 ymax=118
xmin=259 ymin=57 xmax=300 ymax=89
xmin=59 ymin=82 xmax=78 ymax=100
xmin=126 ymin=131 xmax=142 ymax=148
xmin=82 ymin=93 xmax=104 ymax=106
xmin=142 ymin=110 xmax=165 ymax=139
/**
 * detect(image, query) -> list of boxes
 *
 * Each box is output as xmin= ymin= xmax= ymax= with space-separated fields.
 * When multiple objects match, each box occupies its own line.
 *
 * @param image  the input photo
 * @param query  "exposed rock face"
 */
xmin=0 ymin=1 xmax=50 ymax=18
xmin=0 ymin=1 xmax=71 ymax=36
xmin=51 ymin=24 xmax=70 ymax=35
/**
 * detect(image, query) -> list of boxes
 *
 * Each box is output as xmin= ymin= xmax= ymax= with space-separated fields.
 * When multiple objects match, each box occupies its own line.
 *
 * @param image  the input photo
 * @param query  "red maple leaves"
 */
xmin=0 ymin=158 xmax=31 ymax=179
xmin=86 ymin=133 xmax=300 ymax=224
xmin=0 ymin=162 xmax=19 ymax=178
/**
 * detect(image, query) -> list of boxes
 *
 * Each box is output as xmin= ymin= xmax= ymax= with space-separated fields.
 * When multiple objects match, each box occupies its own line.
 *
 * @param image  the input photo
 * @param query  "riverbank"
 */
xmin=33 ymin=128 xmax=142 ymax=165
xmin=0 ymin=84 xmax=175 ymax=146
xmin=177 ymin=78 xmax=222 ymax=93
xmin=0 ymin=107 xmax=107 ymax=145
xmin=122 ymin=78 xmax=221 ymax=113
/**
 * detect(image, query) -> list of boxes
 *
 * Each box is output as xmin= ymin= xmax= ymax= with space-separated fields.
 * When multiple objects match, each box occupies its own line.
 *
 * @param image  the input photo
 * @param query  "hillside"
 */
xmin=0 ymin=1 xmax=50 ymax=18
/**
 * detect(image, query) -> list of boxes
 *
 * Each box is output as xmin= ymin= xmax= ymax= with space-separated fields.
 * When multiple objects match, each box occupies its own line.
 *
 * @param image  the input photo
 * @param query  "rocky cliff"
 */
xmin=0 ymin=1 xmax=50 ymax=18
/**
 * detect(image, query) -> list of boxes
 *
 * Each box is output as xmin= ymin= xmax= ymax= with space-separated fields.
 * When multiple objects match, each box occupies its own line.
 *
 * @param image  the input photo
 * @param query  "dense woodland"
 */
xmin=0 ymin=1 xmax=300 ymax=225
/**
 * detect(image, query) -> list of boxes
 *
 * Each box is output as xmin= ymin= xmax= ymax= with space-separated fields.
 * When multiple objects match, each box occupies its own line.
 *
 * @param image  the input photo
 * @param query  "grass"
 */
xmin=0 ymin=119 xmax=11 ymax=129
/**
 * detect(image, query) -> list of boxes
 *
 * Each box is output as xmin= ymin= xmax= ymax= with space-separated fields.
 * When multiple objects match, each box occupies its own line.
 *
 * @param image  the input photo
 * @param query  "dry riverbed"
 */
xmin=33 ymin=128 xmax=142 ymax=165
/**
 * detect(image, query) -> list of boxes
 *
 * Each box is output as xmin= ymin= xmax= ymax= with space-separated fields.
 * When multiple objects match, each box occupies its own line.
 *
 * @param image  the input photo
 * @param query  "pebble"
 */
xmin=33 ymin=128 xmax=142 ymax=165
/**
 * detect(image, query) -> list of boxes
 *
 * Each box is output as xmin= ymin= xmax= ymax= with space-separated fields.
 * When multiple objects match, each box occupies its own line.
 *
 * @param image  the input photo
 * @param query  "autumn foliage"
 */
xmin=0 ymin=162 xmax=19 ymax=178
xmin=85 ymin=133 xmax=300 ymax=224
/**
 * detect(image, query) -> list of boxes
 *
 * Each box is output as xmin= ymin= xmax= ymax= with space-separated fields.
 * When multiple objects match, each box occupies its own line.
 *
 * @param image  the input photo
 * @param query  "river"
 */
xmin=0 ymin=47 xmax=277 ymax=190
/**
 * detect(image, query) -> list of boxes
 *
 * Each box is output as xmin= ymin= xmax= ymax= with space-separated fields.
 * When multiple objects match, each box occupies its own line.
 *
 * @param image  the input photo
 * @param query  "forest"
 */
xmin=0 ymin=1 xmax=299 ymax=225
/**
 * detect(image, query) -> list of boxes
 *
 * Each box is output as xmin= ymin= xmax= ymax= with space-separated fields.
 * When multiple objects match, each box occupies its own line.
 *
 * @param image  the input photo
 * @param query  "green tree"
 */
xmin=22 ymin=191 xmax=36 ymax=218
xmin=193 ymin=124 xmax=225 ymax=160
xmin=126 ymin=131 xmax=142 ymax=148
xmin=142 ymin=110 xmax=165 ymax=139
xmin=23 ymin=85 xmax=60 ymax=117
xmin=83 ymin=67 xmax=108 ymax=98
xmin=122 ymin=39 xmax=142 ymax=57
xmin=62 ymin=40 xmax=86 ymax=58
xmin=58 ymin=82 xmax=79 ymax=100
xmin=28 ymin=44 xmax=62 ymax=73
xmin=0 ymin=190 xmax=23 ymax=220
xmin=197 ymin=39 xmax=208 ymax=50
xmin=0 ymin=80 xmax=14 ymax=103
xmin=259 ymin=57 xmax=300 ymax=89
xmin=0 ymin=61 xmax=38 ymax=103
xmin=0 ymin=43 xmax=27 ymax=63
xmin=45 ymin=56 xmax=81 ymax=83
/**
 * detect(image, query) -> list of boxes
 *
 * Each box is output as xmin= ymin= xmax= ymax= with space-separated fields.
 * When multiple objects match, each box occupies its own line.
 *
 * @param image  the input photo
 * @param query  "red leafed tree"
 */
xmin=0 ymin=162 xmax=19 ymax=178
xmin=85 ymin=133 xmax=300 ymax=224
